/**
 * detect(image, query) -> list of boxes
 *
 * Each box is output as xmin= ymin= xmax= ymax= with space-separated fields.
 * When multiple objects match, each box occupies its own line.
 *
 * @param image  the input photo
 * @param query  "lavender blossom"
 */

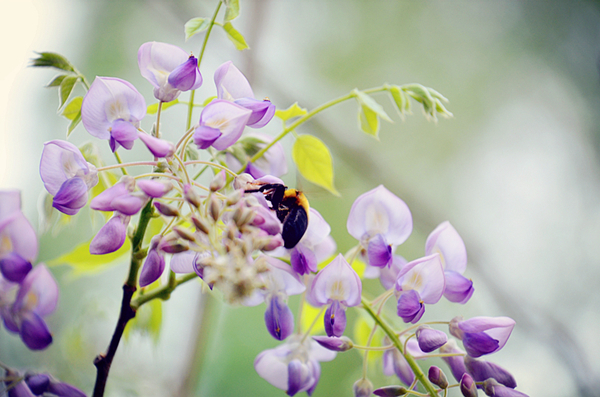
xmin=439 ymin=340 xmax=468 ymax=382
xmin=139 ymin=236 xmax=166 ymax=287
xmin=464 ymin=355 xmax=517 ymax=388
xmin=194 ymin=100 xmax=251 ymax=150
xmin=254 ymin=336 xmax=336 ymax=396
xmin=310 ymin=254 xmax=361 ymax=337
xmin=415 ymin=326 xmax=448 ymax=353
xmin=450 ymin=316 xmax=516 ymax=357
xmin=90 ymin=176 xmax=145 ymax=216
xmin=483 ymin=378 xmax=529 ymax=397
xmin=81 ymin=77 xmax=146 ymax=152
xmin=0 ymin=191 xmax=38 ymax=266
xmin=89 ymin=213 xmax=130 ymax=255
xmin=138 ymin=41 xmax=202 ymax=102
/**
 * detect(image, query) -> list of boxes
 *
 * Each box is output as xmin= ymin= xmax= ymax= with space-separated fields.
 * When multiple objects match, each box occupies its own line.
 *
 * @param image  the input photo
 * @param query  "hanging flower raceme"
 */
xmin=425 ymin=221 xmax=474 ymax=303
xmin=214 ymin=61 xmax=275 ymax=128
xmin=347 ymin=185 xmax=412 ymax=269
xmin=310 ymin=254 xmax=362 ymax=337
xmin=3 ymin=369 xmax=86 ymax=397
xmin=193 ymin=100 xmax=251 ymax=150
xmin=243 ymin=256 xmax=305 ymax=340
xmin=254 ymin=336 xmax=336 ymax=396
xmin=394 ymin=253 xmax=445 ymax=323
xmin=81 ymin=77 xmax=146 ymax=152
xmin=0 ymin=265 xmax=58 ymax=350
xmin=449 ymin=316 xmax=516 ymax=358
xmin=138 ymin=41 xmax=203 ymax=103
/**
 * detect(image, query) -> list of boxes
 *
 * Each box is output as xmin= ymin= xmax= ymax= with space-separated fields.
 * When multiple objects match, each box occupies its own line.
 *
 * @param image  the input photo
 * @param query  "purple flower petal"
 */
xmin=136 ymin=179 xmax=173 ymax=198
xmin=139 ymin=247 xmax=165 ymax=287
xmin=198 ymin=100 xmax=251 ymax=150
xmin=234 ymin=97 xmax=276 ymax=128
xmin=287 ymin=359 xmax=313 ymax=396
xmin=110 ymin=195 xmax=145 ymax=216
xmin=40 ymin=140 xmax=98 ymax=195
xmin=395 ymin=253 xmax=445 ymax=304
xmin=456 ymin=316 xmax=516 ymax=357
xmin=379 ymin=255 xmax=407 ymax=290
xmin=290 ymin=243 xmax=317 ymax=275
xmin=460 ymin=373 xmax=478 ymax=397
xmin=367 ymin=233 xmax=392 ymax=268
xmin=425 ymin=221 xmax=467 ymax=274
xmin=214 ymin=61 xmax=254 ymax=100
xmin=6 ymin=377 xmax=36 ymax=397
xmin=397 ymin=290 xmax=425 ymax=323
xmin=347 ymin=185 xmax=413 ymax=245
xmin=26 ymin=374 xmax=50 ymax=395
xmin=47 ymin=381 xmax=87 ymax=397
xmin=465 ymin=356 xmax=517 ymax=388
xmin=109 ymin=120 xmax=139 ymax=151
xmin=439 ymin=340 xmax=468 ymax=382
xmin=310 ymin=254 xmax=362 ymax=307
xmin=264 ymin=293 xmax=294 ymax=340
xmin=482 ymin=379 xmax=529 ymax=397
xmin=0 ymin=191 xmax=38 ymax=262
xmin=382 ymin=346 xmax=415 ymax=386
xmin=137 ymin=132 xmax=175 ymax=158
xmin=0 ymin=253 xmax=32 ymax=283
xmin=90 ymin=213 xmax=130 ymax=255
xmin=52 ymin=177 xmax=88 ymax=215
xmin=20 ymin=312 xmax=53 ymax=350
xmin=168 ymin=56 xmax=202 ymax=91
xmin=312 ymin=336 xmax=353 ymax=352
xmin=193 ymin=126 xmax=222 ymax=150
xmin=138 ymin=41 xmax=189 ymax=102
xmin=444 ymin=270 xmax=474 ymax=304
xmin=81 ymin=77 xmax=146 ymax=141
xmin=15 ymin=264 xmax=59 ymax=317
xmin=428 ymin=366 xmax=449 ymax=389
xmin=324 ymin=300 xmax=347 ymax=337
xmin=250 ymin=204 xmax=282 ymax=235
xmin=415 ymin=326 xmax=448 ymax=353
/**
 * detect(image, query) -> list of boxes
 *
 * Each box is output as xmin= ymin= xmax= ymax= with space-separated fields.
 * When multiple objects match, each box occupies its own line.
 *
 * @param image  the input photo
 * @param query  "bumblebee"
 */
xmin=245 ymin=183 xmax=309 ymax=249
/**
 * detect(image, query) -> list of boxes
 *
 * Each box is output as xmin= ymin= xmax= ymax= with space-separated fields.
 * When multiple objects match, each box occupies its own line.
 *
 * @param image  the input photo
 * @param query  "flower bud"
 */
xmin=173 ymin=226 xmax=196 ymax=242
xmin=233 ymin=173 xmax=254 ymax=190
xmin=373 ymin=386 xmax=408 ymax=396
xmin=0 ymin=253 xmax=32 ymax=283
xmin=428 ymin=366 xmax=449 ymax=389
xmin=460 ymin=373 xmax=478 ymax=397
xmin=312 ymin=336 xmax=354 ymax=352
xmin=191 ymin=215 xmax=210 ymax=234
xmin=153 ymin=201 xmax=180 ymax=217
xmin=168 ymin=55 xmax=202 ymax=91
xmin=137 ymin=179 xmax=173 ymax=198
xmin=137 ymin=132 xmax=175 ymax=158
xmin=209 ymin=196 xmax=221 ymax=222
xmin=226 ymin=189 xmax=243 ymax=206
xmin=353 ymin=378 xmax=373 ymax=397
xmin=158 ymin=238 xmax=189 ymax=254
xmin=184 ymin=184 xmax=202 ymax=208
xmin=416 ymin=326 xmax=448 ymax=353
xmin=210 ymin=170 xmax=226 ymax=192
xmin=464 ymin=355 xmax=517 ymax=388
xmin=482 ymin=378 xmax=529 ymax=397
xmin=26 ymin=373 xmax=50 ymax=394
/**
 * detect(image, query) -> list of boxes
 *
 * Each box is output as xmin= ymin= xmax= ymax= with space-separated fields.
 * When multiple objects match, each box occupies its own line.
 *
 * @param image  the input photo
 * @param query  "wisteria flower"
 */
xmin=214 ymin=61 xmax=275 ymax=128
xmin=464 ymin=355 xmax=517 ymax=388
xmin=439 ymin=339 xmax=468 ymax=382
xmin=288 ymin=209 xmax=335 ymax=275
xmin=139 ymin=236 xmax=166 ymax=287
xmin=449 ymin=316 xmax=516 ymax=358
xmin=425 ymin=221 xmax=474 ymax=303
xmin=1 ymin=265 xmax=58 ymax=350
xmin=193 ymin=99 xmax=251 ymax=150
xmin=395 ymin=253 xmax=445 ymax=323
xmin=254 ymin=335 xmax=336 ymax=396
xmin=138 ymin=41 xmax=202 ymax=102
xmin=90 ymin=176 xmax=145 ymax=216
xmin=0 ymin=191 xmax=38 ymax=263
xmin=89 ymin=213 xmax=130 ymax=255
xmin=81 ymin=77 xmax=146 ymax=152
xmin=243 ymin=256 xmax=305 ymax=340
xmin=347 ymin=185 xmax=412 ymax=268
xmin=39 ymin=140 xmax=99 ymax=215
xmin=310 ymin=254 xmax=362 ymax=337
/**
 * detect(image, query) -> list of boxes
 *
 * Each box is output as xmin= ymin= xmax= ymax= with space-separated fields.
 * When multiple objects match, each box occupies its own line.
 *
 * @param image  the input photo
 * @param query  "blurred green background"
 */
xmin=2 ymin=0 xmax=600 ymax=396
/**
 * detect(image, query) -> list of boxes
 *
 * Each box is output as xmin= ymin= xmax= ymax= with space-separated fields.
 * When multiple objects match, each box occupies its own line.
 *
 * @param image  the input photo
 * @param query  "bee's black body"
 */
xmin=245 ymin=183 xmax=309 ymax=249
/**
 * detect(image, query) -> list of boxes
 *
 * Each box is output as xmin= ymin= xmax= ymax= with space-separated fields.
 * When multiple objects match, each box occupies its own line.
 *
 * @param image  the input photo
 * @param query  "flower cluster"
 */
xmin=2 ymin=365 xmax=85 ymax=397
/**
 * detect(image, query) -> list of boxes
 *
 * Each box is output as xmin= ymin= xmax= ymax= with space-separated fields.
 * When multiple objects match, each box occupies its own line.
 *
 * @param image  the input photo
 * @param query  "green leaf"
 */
xmin=184 ymin=17 xmax=211 ymax=41
xmin=354 ymin=90 xmax=393 ymax=122
xmin=30 ymin=52 xmax=75 ymax=72
xmin=67 ymin=112 xmax=81 ymax=137
xmin=222 ymin=22 xmax=249 ymax=50
xmin=358 ymin=104 xmax=379 ymax=138
xmin=59 ymin=76 xmax=78 ymax=109
xmin=47 ymin=237 xmax=131 ymax=277
xmin=223 ymin=0 xmax=240 ymax=22
xmin=146 ymin=99 xmax=179 ymax=115
xmin=292 ymin=135 xmax=339 ymax=195
xmin=389 ymin=86 xmax=411 ymax=119
xmin=275 ymin=102 xmax=308 ymax=121
xmin=47 ymin=74 xmax=68 ymax=87
xmin=62 ymin=96 xmax=82 ymax=120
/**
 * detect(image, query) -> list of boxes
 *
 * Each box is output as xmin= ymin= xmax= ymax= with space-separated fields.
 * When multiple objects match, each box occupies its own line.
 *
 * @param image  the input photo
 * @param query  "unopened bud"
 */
xmin=373 ymin=386 xmax=407 ymax=396
xmin=210 ymin=170 xmax=226 ymax=192
xmin=233 ymin=173 xmax=254 ymax=190
xmin=153 ymin=201 xmax=180 ymax=217
xmin=233 ymin=206 xmax=254 ymax=227
xmin=191 ymin=215 xmax=210 ymax=234
xmin=209 ymin=196 xmax=221 ymax=222
xmin=173 ymin=226 xmax=196 ymax=242
xmin=226 ymin=189 xmax=243 ymax=206
xmin=428 ymin=366 xmax=449 ymax=389
xmin=353 ymin=378 xmax=373 ymax=397
xmin=460 ymin=373 xmax=477 ymax=397
xmin=184 ymin=184 xmax=202 ymax=208
xmin=312 ymin=336 xmax=354 ymax=352
xmin=158 ymin=236 xmax=189 ymax=254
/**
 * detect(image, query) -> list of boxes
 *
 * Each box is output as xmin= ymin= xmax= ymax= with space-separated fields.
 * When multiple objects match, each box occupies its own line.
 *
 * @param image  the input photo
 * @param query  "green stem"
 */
xmin=361 ymin=297 xmax=439 ymax=397
xmin=127 ymin=200 xmax=155 ymax=287
xmin=243 ymin=85 xmax=389 ymax=169
xmin=185 ymin=0 xmax=222 ymax=132
xmin=113 ymin=151 xmax=128 ymax=176
xmin=131 ymin=272 xmax=197 ymax=309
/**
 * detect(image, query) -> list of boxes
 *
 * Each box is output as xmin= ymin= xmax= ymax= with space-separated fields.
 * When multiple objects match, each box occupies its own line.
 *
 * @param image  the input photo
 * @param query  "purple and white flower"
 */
xmin=449 ymin=316 xmax=516 ymax=358
xmin=0 ymin=191 xmax=38 ymax=263
xmin=193 ymin=100 xmax=251 ymax=150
